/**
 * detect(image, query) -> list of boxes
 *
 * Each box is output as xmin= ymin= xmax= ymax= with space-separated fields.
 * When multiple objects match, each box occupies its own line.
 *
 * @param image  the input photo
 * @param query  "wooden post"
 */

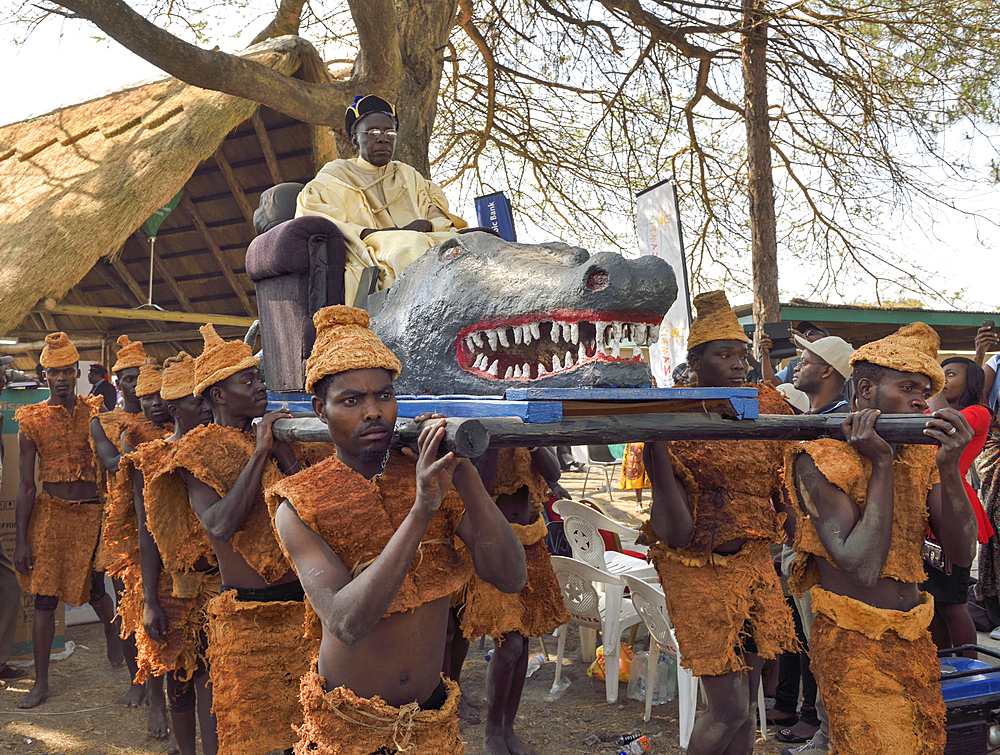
xmin=272 ymin=413 xmax=938 ymax=456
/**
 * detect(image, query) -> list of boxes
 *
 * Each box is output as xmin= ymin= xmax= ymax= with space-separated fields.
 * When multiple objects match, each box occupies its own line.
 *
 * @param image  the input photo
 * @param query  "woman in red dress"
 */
xmin=925 ymin=356 xmax=993 ymax=655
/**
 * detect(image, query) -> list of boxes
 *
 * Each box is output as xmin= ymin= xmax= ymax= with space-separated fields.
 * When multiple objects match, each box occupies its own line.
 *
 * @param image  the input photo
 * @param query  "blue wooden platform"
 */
xmin=267 ymin=392 xmax=564 ymax=422
xmin=504 ymin=387 xmax=759 ymax=419
xmin=268 ymin=386 xmax=758 ymax=422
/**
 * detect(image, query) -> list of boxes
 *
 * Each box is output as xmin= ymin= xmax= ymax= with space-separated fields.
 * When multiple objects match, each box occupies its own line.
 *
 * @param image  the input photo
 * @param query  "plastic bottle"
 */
xmin=525 ymin=653 xmax=545 ymax=677
xmin=614 ymin=730 xmax=643 ymax=745
xmin=618 ymin=736 xmax=651 ymax=754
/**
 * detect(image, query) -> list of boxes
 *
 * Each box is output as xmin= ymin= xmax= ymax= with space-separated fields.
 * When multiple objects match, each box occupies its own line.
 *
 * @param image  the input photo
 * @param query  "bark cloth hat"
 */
xmin=305 ymin=305 xmax=402 ymax=393
xmin=194 ymin=324 xmax=259 ymax=397
xmin=112 ymin=335 xmax=147 ymax=373
xmin=136 ymin=358 xmax=163 ymax=398
xmin=39 ymin=332 xmax=79 ymax=368
xmin=686 ymin=290 xmax=751 ymax=351
xmin=160 ymin=352 xmax=197 ymax=401
xmin=850 ymin=322 xmax=945 ymax=395
xmin=345 ymin=95 xmax=398 ymax=137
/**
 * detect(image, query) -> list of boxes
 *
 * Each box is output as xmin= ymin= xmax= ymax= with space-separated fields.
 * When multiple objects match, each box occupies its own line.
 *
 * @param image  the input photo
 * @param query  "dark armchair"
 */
xmin=245 ymin=183 xmax=347 ymax=391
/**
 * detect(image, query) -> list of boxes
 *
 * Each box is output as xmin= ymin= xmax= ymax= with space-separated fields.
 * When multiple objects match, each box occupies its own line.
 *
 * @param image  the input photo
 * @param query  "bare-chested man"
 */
xmin=128 ymin=352 xmax=218 ymax=755
xmin=267 ymin=305 xmax=527 ymax=754
xmin=785 ymin=323 xmax=976 ymax=755
xmin=644 ymin=291 xmax=797 ymax=755
xmin=13 ymin=332 xmax=122 ymax=708
xmin=168 ymin=325 xmax=314 ymax=754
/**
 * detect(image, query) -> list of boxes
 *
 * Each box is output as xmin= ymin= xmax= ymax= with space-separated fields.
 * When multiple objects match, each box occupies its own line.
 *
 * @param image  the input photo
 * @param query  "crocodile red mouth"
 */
xmin=456 ymin=309 xmax=662 ymax=381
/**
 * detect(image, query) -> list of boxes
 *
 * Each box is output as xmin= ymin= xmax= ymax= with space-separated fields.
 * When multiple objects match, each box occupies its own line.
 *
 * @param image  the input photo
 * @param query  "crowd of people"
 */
xmin=0 ymin=90 xmax=997 ymax=755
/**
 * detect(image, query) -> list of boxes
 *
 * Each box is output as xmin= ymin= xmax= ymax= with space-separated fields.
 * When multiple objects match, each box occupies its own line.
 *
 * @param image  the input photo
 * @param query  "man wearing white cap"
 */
xmin=791 ymin=335 xmax=852 ymax=415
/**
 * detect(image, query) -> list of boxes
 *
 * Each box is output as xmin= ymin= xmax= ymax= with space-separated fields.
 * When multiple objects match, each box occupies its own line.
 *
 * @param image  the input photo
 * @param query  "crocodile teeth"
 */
xmin=613 ymin=321 xmax=623 ymax=341
xmin=474 ymin=353 xmax=486 ymax=370
xmin=522 ymin=324 xmax=532 ymax=346
xmin=578 ymin=341 xmax=587 ymax=362
xmin=486 ymin=329 xmax=498 ymax=351
xmin=513 ymin=325 xmax=523 ymax=345
xmin=504 ymin=366 xmax=514 ymax=379
xmin=570 ymin=322 xmax=579 ymax=344
xmin=497 ymin=328 xmax=510 ymax=348
xmin=552 ymin=353 xmax=562 ymax=371
xmin=487 ymin=359 xmax=499 ymax=377
xmin=523 ymin=363 xmax=531 ymax=379
xmin=550 ymin=321 xmax=560 ymax=343
xmin=537 ymin=363 xmax=548 ymax=377
xmin=634 ymin=323 xmax=647 ymax=344
xmin=564 ymin=350 xmax=574 ymax=367
xmin=612 ymin=340 xmax=621 ymax=359
xmin=529 ymin=322 xmax=541 ymax=340
xmin=562 ymin=322 xmax=572 ymax=343
xmin=465 ymin=335 xmax=475 ymax=352
xmin=649 ymin=324 xmax=660 ymax=342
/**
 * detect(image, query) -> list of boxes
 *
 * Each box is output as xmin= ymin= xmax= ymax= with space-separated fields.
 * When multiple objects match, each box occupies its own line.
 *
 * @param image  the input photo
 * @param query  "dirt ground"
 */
xmin=0 ymin=471 xmax=793 ymax=755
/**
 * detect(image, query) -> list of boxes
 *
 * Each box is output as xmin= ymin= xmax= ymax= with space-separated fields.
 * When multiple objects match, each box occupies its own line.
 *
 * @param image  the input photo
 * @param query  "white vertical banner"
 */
xmin=635 ymin=181 xmax=691 ymax=387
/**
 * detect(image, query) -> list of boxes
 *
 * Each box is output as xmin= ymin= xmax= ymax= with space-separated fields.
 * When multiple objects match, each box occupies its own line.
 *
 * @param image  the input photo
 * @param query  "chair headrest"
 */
xmin=253 ymin=183 xmax=305 ymax=235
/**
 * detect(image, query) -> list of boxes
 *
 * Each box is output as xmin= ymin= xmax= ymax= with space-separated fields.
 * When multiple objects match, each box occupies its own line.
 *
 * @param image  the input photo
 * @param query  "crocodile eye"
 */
xmin=442 ymin=248 xmax=462 ymax=261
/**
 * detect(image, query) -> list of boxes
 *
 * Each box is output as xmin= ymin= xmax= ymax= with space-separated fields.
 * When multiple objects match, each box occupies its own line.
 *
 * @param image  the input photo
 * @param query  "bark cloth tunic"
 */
xmin=265 ymin=449 xmax=473 ymax=755
xmin=642 ymin=383 xmax=798 ymax=676
xmin=90 ymin=407 xmax=132 ymax=572
xmin=101 ymin=418 xmax=172 ymax=583
xmin=15 ymin=395 xmax=104 ymax=605
xmin=460 ymin=448 xmax=568 ymax=641
xmin=164 ymin=423 xmax=319 ymax=755
xmin=126 ymin=436 xmax=220 ymax=684
xmin=786 ymin=439 xmax=945 ymax=755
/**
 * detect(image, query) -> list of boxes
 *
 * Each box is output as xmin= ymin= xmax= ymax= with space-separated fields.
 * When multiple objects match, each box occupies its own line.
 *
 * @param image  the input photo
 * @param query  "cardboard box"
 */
xmin=1 ymin=388 xmax=66 ymax=660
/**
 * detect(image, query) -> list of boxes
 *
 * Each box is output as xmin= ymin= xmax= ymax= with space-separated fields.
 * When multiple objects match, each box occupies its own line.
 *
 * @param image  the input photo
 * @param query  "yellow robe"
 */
xmin=296 ymin=157 xmax=468 ymax=305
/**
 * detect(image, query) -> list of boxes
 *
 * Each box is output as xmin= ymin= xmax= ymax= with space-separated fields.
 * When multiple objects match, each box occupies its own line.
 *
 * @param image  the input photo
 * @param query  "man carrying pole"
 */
xmin=643 ymin=291 xmax=798 ymax=755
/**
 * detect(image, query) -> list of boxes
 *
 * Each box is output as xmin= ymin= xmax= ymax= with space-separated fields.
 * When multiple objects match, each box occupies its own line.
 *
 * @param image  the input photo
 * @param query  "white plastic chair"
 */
xmin=552 ymin=499 xmax=658 ymax=583
xmin=570 ymin=445 xmax=622 ymax=499
xmin=550 ymin=556 xmax=642 ymax=704
xmin=623 ymin=575 xmax=768 ymax=747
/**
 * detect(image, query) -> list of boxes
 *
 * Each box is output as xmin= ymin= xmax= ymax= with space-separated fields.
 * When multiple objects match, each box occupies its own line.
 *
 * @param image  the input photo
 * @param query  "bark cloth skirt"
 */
xmin=460 ymin=516 xmax=569 ymax=641
xmin=294 ymin=659 xmax=464 ymax=755
xmin=119 ymin=567 xmax=222 ymax=685
xmin=207 ymin=589 xmax=316 ymax=755
xmin=809 ymin=587 xmax=945 ymax=755
xmin=648 ymin=538 xmax=797 ymax=676
xmin=17 ymin=492 xmax=103 ymax=606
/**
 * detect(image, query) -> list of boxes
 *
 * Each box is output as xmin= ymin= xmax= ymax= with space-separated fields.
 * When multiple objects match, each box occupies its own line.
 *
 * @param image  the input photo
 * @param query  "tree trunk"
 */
xmin=741 ymin=0 xmax=780 ymax=328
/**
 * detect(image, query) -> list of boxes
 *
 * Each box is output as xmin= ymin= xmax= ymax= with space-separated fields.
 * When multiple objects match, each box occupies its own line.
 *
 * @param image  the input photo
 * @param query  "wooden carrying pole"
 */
xmin=273 ymin=413 xmax=940 ymax=457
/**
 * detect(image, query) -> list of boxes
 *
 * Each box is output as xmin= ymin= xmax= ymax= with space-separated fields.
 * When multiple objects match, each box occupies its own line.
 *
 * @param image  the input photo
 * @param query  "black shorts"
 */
xmin=922 ymin=560 xmax=971 ymax=605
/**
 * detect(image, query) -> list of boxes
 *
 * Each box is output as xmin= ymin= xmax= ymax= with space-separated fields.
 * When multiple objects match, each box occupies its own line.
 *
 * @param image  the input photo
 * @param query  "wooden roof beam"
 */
xmin=251 ymin=111 xmax=286 ymax=185
xmin=36 ymin=302 xmax=256 ymax=328
xmin=213 ymin=147 xmax=258 ymax=234
xmin=179 ymin=194 xmax=256 ymax=317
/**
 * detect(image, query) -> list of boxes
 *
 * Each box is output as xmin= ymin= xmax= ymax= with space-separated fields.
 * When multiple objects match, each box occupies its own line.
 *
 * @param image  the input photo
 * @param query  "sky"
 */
xmin=3 ymin=12 xmax=998 ymax=314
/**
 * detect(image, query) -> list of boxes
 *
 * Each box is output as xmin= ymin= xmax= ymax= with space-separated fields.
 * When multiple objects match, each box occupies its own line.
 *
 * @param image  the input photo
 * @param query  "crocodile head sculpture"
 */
xmin=367 ymin=232 xmax=677 ymax=395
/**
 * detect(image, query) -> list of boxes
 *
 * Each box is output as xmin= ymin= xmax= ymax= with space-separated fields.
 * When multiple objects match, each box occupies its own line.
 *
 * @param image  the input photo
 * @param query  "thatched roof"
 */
xmin=0 ymin=36 xmax=336 ymax=368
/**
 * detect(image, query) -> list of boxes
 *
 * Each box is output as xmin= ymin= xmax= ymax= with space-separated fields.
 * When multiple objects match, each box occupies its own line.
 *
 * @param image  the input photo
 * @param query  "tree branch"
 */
xmin=53 ymin=0 xmax=349 ymax=126
xmin=251 ymin=0 xmax=307 ymax=45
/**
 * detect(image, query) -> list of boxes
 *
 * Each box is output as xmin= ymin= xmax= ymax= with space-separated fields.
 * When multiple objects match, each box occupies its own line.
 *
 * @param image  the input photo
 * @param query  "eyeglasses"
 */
xmin=358 ymin=128 xmax=398 ymax=139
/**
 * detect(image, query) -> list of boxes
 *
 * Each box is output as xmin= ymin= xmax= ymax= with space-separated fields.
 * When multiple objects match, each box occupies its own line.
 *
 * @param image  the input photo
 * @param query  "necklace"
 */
xmin=371 ymin=449 xmax=391 ymax=482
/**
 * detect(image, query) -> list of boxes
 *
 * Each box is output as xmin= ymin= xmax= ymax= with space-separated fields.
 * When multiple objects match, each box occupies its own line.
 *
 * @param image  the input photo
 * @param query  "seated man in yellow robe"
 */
xmin=296 ymin=95 xmax=471 ymax=306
